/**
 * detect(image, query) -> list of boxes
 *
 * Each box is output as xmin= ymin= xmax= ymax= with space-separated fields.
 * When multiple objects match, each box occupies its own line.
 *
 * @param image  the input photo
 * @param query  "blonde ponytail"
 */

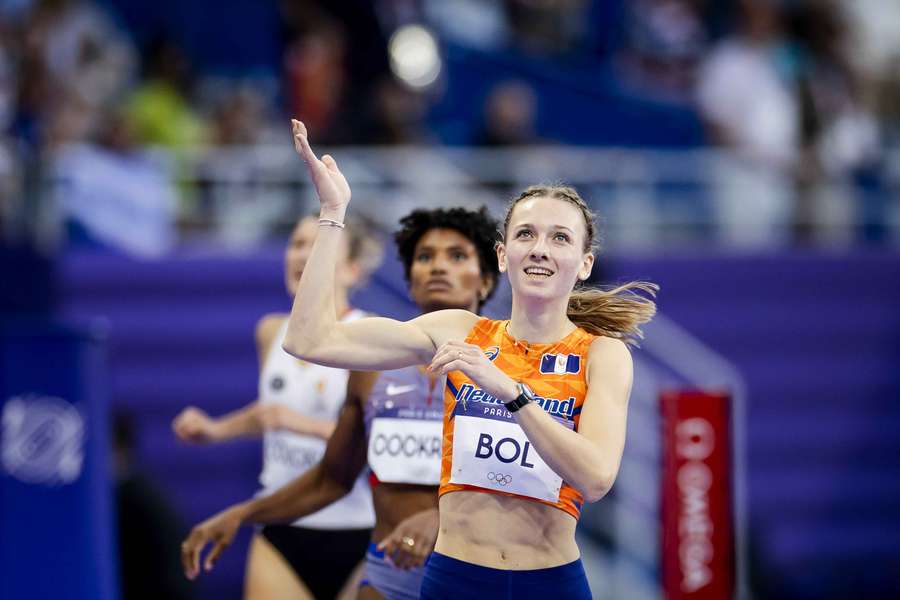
xmin=567 ymin=281 xmax=658 ymax=345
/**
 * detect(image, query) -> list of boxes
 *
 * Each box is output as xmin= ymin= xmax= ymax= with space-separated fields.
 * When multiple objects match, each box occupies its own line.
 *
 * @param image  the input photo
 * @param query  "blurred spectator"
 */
xmin=194 ymin=84 xmax=288 ymax=244
xmin=505 ymin=0 xmax=589 ymax=55
xmin=0 ymin=15 xmax=15 ymax=133
xmin=0 ymin=138 xmax=20 ymax=239
xmin=422 ymin=0 xmax=510 ymax=51
xmin=842 ymin=0 xmax=900 ymax=89
xmin=362 ymin=76 xmax=429 ymax=144
xmin=0 ymin=14 xmax=17 ymax=235
xmin=698 ymin=0 xmax=882 ymax=244
xmin=696 ymin=0 xmax=797 ymax=245
xmin=790 ymin=1 xmax=879 ymax=176
xmin=698 ymin=0 xmax=797 ymax=169
xmin=789 ymin=1 xmax=880 ymax=241
xmin=31 ymin=0 xmax=133 ymax=106
xmin=283 ymin=17 xmax=348 ymax=143
xmin=21 ymin=0 xmax=134 ymax=144
xmin=49 ymin=107 xmax=177 ymax=255
xmin=475 ymin=80 xmax=538 ymax=146
xmin=113 ymin=412 xmax=192 ymax=600
xmin=210 ymin=85 xmax=268 ymax=146
xmin=844 ymin=1 xmax=900 ymax=145
xmin=124 ymin=36 xmax=205 ymax=149
xmin=617 ymin=0 xmax=708 ymax=100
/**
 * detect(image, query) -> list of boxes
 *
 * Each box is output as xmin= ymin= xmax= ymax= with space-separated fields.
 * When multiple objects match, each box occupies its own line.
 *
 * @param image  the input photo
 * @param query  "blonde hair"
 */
xmin=502 ymin=184 xmax=658 ymax=345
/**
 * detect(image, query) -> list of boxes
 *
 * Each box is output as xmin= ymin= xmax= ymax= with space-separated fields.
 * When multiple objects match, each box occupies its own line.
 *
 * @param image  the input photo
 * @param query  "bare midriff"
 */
xmin=434 ymin=490 xmax=579 ymax=569
xmin=371 ymin=483 xmax=439 ymax=541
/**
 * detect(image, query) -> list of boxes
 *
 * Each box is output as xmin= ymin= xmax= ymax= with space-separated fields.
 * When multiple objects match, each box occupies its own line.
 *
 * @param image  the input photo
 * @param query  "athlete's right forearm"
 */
xmin=237 ymin=465 xmax=350 ymax=525
xmin=283 ymin=210 xmax=347 ymax=359
xmin=210 ymin=403 xmax=264 ymax=441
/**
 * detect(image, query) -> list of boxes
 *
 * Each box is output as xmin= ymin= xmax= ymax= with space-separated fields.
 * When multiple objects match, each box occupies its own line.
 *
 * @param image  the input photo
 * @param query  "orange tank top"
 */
xmin=439 ymin=318 xmax=595 ymax=519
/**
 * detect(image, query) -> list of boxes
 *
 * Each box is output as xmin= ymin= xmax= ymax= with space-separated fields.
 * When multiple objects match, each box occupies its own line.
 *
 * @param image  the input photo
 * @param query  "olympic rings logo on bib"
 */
xmin=487 ymin=471 xmax=512 ymax=486
xmin=450 ymin=401 xmax=570 ymax=503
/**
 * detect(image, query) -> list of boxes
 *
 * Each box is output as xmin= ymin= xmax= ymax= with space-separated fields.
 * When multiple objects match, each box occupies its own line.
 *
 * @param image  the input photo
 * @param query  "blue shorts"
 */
xmin=419 ymin=552 xmax=592 ymax=599
xmin=360 ymin=542 xmax=427 ymax=600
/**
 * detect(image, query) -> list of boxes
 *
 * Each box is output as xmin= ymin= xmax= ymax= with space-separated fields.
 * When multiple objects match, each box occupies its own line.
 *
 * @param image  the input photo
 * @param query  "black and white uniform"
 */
xmin=257 ymin=311 xmax=374 ymax=598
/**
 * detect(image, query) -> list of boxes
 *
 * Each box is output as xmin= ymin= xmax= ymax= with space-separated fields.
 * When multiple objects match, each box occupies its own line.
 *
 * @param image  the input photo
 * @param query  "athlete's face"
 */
xmin=497 ymin=195 xmax=593 ymax=301
xmin=284 ymin=217 xmax=354 ymax=296
xmin=409 ymin=228 xmax=491 ymax=313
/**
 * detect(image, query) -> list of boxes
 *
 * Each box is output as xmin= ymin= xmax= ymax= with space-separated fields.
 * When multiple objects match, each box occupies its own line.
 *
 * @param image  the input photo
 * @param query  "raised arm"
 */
xmin=281 ymin=120 xmax=474 ymax=370
xmin=180 ymin=370 xmax=378 ymax=579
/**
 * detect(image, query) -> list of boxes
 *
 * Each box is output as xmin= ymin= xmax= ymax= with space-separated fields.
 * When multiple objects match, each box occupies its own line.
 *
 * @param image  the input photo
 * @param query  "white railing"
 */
xmin=7 ymin=144 xmax=900 ymax=252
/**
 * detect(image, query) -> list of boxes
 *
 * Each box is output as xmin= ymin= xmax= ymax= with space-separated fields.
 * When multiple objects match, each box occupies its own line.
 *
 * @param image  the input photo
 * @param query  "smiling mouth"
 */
xmin=523 ymin=266 xmax=554 ymax=279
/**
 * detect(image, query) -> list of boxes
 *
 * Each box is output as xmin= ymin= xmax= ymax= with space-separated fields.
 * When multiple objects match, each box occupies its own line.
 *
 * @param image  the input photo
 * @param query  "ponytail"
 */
xmin=566 ymin=282 xmax=658 ymax=345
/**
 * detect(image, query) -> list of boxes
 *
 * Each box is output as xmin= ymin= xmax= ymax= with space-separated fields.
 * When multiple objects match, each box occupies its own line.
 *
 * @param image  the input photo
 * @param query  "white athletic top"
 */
xmin=257 ymin=311 xmax=375 ymax=530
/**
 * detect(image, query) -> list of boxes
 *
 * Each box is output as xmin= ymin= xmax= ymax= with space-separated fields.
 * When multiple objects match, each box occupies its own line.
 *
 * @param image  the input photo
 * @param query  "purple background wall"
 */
xmin=609 ymin=252 xmax=900 ymax=598
xmin=59 ymin=248 xmax=900 ymax=599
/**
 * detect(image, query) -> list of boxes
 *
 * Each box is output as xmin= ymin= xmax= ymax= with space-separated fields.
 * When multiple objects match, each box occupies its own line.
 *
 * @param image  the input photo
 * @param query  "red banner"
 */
xmin=661 ymin=389 xmax=734 ymax=600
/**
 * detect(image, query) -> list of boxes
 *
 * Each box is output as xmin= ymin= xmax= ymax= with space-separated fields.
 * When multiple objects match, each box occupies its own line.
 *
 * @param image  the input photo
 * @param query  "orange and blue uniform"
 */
xmin=439 ymin=318 xmax=596 ymax=520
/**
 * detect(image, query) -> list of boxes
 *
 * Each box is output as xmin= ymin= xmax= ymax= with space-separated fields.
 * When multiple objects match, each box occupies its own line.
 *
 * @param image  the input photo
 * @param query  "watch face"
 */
xmin=519 ymin=383 xmax=536 ymax=401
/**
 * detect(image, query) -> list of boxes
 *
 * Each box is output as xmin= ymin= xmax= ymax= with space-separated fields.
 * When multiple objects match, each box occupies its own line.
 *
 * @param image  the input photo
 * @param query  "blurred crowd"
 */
xmin=0 ymin=0 xmax=898 ymax=249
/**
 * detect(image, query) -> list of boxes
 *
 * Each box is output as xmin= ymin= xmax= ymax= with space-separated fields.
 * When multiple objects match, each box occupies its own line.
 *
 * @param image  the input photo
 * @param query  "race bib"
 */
xmin=265 ymin=434 xmax=324 ymax=472
xmin=368 ymin=410 xmax=443 ymax=485
xmin=449 ymin=400 xmax=574 ymax=503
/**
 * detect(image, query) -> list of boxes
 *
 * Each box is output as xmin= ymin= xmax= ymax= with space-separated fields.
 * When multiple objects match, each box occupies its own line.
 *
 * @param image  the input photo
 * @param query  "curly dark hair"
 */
xmin=394 ymin=206 xmax=501 ymax=308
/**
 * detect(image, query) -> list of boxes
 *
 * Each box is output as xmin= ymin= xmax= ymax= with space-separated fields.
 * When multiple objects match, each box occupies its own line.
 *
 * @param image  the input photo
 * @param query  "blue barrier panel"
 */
xmin=0 ymin=320 xmax=118 ymax=600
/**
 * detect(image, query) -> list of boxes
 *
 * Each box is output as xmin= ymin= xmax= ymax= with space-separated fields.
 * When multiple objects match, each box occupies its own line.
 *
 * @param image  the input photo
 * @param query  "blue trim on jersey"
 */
xmin=445 ymin=378 xmax=459 ymax=420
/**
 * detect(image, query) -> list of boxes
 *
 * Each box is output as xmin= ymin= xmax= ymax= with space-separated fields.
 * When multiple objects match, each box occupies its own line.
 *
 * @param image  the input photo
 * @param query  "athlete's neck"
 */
xmin=507 ymin=295 xmax=575 ymax=344
xmin=420 ymin=300 xmax=481 ymax=314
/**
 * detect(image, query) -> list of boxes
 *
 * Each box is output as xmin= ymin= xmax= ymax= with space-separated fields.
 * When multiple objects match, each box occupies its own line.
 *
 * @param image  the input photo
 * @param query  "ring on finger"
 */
xmin=402 ymin=536 xmax=415 ymax=547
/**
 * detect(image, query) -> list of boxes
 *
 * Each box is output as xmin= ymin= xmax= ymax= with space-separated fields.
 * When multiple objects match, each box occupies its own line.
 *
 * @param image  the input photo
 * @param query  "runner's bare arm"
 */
xmin=508 ymin=337 xmax=632 ymax=502
xmin=281 ymin=120 xmax=475 ymax=370
xmin=181 ymin=371 xmax=379 ymax=579
xmin=283 ymin=310 xmax=478 ymax=371
xmin=240 ymin=370 xmax=378 ymax=522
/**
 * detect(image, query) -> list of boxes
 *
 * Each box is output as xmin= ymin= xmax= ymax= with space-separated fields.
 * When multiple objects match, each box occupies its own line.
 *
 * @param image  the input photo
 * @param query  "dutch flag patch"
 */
xmin=540 ymin=353 xmax=581 ymax=375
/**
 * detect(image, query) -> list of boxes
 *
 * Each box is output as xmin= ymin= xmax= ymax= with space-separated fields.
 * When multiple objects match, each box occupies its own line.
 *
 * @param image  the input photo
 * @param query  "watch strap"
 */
xmin=504 ymin=383 xmax=534 ymax=413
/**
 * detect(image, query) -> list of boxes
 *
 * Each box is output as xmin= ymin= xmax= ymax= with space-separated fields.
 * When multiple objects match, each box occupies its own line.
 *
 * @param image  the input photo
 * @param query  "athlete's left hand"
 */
xmin=428 ymin=341 xmax=517 ymax=403
xmin=377 ymin=508 xmax=439 ymax=570
xmin=181 ymin=504 xmax=245 ymax=579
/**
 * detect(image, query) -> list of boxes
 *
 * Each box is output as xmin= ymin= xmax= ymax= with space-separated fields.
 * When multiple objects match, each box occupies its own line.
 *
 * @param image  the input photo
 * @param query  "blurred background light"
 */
xmin=388 ymin=24 xmax=442 ymax=90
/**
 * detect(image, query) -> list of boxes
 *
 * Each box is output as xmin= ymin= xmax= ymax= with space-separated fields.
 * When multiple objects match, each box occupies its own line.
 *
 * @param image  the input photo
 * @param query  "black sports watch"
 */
xmin=505 ymin=382 xmax=536 ymax=413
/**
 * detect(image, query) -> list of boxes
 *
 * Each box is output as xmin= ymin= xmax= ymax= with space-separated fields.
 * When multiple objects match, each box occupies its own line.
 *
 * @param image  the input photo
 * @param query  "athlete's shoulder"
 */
xmin=256 ymin=312 xmax=287 ymax=344
xmin=586 ymin=336 xmax=633 ymax=377
xmin=587 ymin=335 xmax=630 ymax=357
xmin=412 ymin=309 xmax=481 ymax=344
xmin=255 ymin=313 xmax=287 ymax=362
xmin=466 ymin=317 xmax=505 ymax=340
